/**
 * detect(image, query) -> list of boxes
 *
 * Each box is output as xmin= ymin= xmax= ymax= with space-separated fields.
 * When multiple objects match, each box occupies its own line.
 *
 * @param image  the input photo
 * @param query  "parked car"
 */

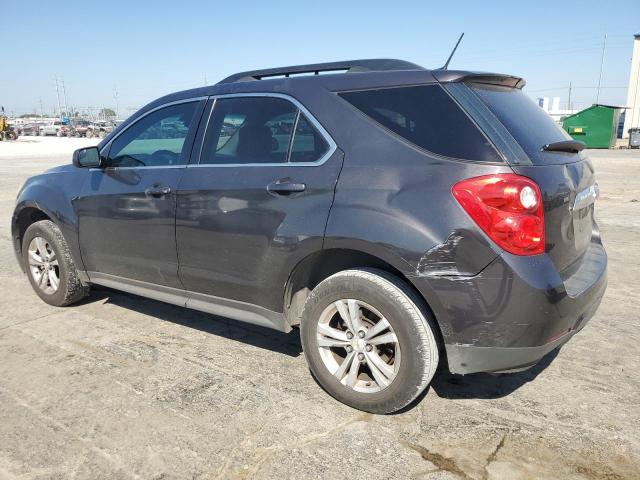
xmin=11 ymin=59 xmax=607 ymax=413
xmin=68 ymin=119 xmax=95 ymax=138
xmin=59 ymin=125 xmax=74 ymax=137
xmin=85 ymin=120 xmax=116 ymax=138
xmin=39 ymin=120 xmax=65 ymax=136
xmin=18 ymin=123 xmax=41 ymax=136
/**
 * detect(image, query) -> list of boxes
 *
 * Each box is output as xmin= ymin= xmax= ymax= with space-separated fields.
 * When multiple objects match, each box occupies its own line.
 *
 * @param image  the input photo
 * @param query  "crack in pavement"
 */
xmin=483 ymin=433 xmax=507 ymax=480
xmin=400 ymin=440 xmax=472 ymax=479
xmin=400 ymin=431 xmax=508 ymax=480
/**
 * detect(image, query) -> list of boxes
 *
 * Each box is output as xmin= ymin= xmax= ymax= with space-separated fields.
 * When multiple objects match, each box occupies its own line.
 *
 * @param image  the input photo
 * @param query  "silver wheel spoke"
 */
xmin=317 ymin=337 xmax=350 ymax=348
xmin=49 ymin=259 xmax=59 ymax=266
xmin=48 ymin=270 xmax=60 ymax=290
xmin=48 ymin=251 xmax=57 ymax=263
xmin=347 ymin=299 xmax=363 ymax=333
xmin=28 ymin=250 xmax=44 ymax=266
xmin=334 ymin=351 xmax=355 ymax=381
xmin=317 ymin=323 xmax=349 ymax=342
xmin=368 ymin=331 xmax=398 ymax=346
xmin=35 ymin=237 xmax=48 ymax=259
xmin=365 ymin=353 xmax=391 ymax=388
xmin=345 ymin=353 xmax=361 ymax=387
xmin=366 ymin=350 xmax=396 ymax=379
xmin=365 ymin=317 xmax=390 ymax=339
xmin=334 ymin=300 xmax=355 ymax=332
xmin=38 ymin=269 xmax=49 ymax=288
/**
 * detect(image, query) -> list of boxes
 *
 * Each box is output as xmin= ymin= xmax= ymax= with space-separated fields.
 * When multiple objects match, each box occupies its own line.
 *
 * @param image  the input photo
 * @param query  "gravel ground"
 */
xmin=0 ymin=137 xmax=638 ymax=480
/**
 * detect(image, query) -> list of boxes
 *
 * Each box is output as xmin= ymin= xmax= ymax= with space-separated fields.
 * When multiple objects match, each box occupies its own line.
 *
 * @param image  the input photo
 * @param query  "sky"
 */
xmin=2 ymin=1 xmax=639 ymax=118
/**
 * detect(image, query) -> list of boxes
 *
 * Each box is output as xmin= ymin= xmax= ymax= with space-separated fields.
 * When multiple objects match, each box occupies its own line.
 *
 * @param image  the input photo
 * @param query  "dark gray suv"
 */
xmin=12 ymin=59 xmax=607 ymax=413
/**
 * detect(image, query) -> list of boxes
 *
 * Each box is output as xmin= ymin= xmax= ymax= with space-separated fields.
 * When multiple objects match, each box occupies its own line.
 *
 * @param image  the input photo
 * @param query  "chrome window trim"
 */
xmin=89 ymin=165 xmax=187 ymax=172
xmin=192 ymin=92 xmax=337 ymax=168
xmin=98 ymin=96 xmax=207 ymax=169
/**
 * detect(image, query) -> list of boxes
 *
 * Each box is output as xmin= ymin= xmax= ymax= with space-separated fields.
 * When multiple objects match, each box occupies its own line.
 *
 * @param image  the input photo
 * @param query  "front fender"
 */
xmin=12 ymin=170 xmax=87 ymax=273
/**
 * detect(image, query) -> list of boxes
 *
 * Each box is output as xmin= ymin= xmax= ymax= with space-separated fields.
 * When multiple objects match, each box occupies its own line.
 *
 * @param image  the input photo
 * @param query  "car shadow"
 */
xmin=430 ymin=348 xmax=560 ymax=400
xmin=80 ymin=288 xmax=558 ymax=400
xmin=84 ymin=287 xmax=303 ymax=358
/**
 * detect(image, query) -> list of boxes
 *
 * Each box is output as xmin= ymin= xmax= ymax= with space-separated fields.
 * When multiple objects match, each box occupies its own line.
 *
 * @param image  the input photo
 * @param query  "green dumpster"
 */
xmin=562 ymin=104 xmax=623 ymax=149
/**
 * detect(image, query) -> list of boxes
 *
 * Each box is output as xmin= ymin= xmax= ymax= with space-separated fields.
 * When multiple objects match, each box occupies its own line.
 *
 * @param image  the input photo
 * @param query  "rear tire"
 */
xmin=300 ymin=268 xmax=439 ymax=414
xmin=22 ymin=220 xmax=90 ymax=307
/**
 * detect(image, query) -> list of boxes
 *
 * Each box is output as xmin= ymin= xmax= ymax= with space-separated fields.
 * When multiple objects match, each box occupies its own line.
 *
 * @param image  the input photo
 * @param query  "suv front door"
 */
xmin=176 ymin=95 xmax=342 ymax=317
xmin=76 ymin=99 xmax=205 ymax=288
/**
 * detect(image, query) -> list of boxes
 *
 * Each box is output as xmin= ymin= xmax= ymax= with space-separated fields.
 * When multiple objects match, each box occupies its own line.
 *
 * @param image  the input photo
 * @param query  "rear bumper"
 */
xmin=414 ymin=241 xmax=607 ymax=375
xmin=444 ymin=288 xmax=603 ymax=374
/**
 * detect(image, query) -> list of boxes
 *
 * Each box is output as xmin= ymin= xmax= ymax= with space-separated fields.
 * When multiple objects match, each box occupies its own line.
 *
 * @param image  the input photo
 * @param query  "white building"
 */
xmin=622 ymin=33 xmax=640 ymax=138
xmin=537 ymin=97 xmax=578 ymax=124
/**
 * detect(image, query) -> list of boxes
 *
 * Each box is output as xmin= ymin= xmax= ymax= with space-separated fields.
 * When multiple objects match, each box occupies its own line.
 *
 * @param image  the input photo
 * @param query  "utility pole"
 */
xmin=113 ymin=87 xmax=119 ymax=120
xmin=61 ymin=79 xmax=69 ymax=117
xmin=568 ymin=82 xmax=572 ymax=111
xmin=596 ymin=33 xmax=607 ymax=104
xmin=54 ymin=77 xmax=62 ymax=119
xmin=204 ymin=73 xmax=207 ymax=86
xmin=39 ymin=97 xmax=44 ymax=117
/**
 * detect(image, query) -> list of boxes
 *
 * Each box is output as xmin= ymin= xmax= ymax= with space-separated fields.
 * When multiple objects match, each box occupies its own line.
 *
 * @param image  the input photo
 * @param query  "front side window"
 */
xmin=108 ymin=102 xmax=198 ymax=167
xmin=338 ymin=85 xmax=502 ymax=162
xmin=200 ymin=96 xmax=331 ymax=165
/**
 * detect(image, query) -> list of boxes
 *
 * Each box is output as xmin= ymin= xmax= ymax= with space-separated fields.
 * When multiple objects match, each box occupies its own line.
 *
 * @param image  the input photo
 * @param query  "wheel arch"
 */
xmin=12 ymin=202 xmax=57 ymax=271
xmin=283 ymin=247 xmax=447 ymax=361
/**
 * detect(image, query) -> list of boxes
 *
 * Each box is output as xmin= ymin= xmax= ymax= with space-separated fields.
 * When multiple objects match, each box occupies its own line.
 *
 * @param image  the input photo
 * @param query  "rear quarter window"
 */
xmin=338 ymin=85 xmax=502 ymax=162
xmin=469 ymin=83 xmax=575 ymax=165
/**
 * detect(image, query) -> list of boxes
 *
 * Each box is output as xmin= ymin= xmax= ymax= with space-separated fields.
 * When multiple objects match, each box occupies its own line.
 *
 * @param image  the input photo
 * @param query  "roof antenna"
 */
xmin=441 ymin=33 xmax=465 ymax=70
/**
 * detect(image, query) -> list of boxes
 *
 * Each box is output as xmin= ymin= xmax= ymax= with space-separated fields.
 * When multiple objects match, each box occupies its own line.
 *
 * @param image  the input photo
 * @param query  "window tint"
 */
xmin=108 ymin=102 xmax=198 ymax=167
xmin=290 ymin=114 xmax=329 ymax=163
xmin=339 ymin=85 xmax=502 ymax=162
xmin=201 ymin=97 xmax=297 ymax=165
xmin=469 ymin=83 xmax=573 ymax=164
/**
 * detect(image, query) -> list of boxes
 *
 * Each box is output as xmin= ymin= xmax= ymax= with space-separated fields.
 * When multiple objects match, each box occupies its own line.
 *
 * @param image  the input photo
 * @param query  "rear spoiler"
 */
xmin=432 ymin=70 xmax=526 ymax=89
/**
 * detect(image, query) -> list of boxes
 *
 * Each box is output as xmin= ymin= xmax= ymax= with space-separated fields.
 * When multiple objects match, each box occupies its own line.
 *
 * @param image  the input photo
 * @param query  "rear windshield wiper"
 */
xmin=542 ymin=140 xmax=585 ymax=153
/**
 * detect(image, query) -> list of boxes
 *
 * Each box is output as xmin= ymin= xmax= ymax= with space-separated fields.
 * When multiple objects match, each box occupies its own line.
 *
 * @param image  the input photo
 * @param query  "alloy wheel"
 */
xmin=27 ymin=236 xmax=60 ymax=295
xmin=316 ymin=299 xmax=401 ymax=393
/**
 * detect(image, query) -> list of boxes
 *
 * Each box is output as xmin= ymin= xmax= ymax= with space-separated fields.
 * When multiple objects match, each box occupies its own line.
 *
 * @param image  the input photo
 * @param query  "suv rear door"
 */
xmin=176 ymin=94 xmax=343 ymax=315
xmin=76 ymin=99 xmax=205 ymax=288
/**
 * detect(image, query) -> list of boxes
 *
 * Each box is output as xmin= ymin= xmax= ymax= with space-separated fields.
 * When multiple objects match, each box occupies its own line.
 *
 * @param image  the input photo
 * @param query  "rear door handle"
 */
xmin=145 ymin=185 xmax=172 ymax=197
xmin=267 ymin=181 xmax=306 ymax=195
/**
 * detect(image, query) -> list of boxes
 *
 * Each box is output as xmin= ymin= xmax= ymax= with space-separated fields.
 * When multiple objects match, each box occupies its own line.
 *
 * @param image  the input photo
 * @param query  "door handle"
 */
xmin=267 ymin=181 xmax=306 ymax=196
xmin=144 ymin=185 xmax=172 ymax=197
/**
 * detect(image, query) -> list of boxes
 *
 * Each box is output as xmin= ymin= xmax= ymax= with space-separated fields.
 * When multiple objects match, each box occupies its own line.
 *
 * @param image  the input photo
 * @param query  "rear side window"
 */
xmin=290 ymin=114 xmax=329 ymax=163
xmin=338 ymin=85 xmax=502 ymax=162
xmin=469 ymin=83 xmax=573 ymax=164
xmin=202 ymin=97 xmax=296 ymax=165
xmin=201 ymin=96 xmax=331 ymax=165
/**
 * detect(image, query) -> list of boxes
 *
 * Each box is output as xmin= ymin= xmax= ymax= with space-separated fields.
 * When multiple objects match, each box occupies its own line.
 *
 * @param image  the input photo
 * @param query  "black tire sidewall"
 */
xmin=300 ymin=271 xmax=436 ymax=413
xmin=22 ymin=222 xmax=71 ymax=306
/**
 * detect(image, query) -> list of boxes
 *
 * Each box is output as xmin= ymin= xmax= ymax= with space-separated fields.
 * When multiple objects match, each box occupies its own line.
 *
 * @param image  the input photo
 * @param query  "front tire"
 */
xmin=300 ymin=268 xmax=439 ymax=414
xmin=22 ymin=220 xmax=90 ymax=306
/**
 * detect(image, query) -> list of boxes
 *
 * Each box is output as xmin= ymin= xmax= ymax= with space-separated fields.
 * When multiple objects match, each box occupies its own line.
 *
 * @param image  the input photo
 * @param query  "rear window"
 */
xmin=469 ymin=83 xmax=573 ymax=163
xmin=338 ymin=85 xmax=502 ymax=162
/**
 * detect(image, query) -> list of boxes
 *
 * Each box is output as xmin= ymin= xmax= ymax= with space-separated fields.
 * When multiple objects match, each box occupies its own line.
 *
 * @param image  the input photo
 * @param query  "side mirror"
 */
xmin=72 ymin=146 xmax=103 ymax=168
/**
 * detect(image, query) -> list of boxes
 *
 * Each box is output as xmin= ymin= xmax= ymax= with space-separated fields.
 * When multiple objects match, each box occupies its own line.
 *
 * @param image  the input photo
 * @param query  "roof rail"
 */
xmin=217 ymin=59 xmax=424 ymax=84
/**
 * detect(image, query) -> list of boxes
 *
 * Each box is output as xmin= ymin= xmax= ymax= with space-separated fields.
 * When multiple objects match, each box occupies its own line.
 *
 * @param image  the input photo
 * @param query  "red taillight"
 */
xmin=452 ymin=174 xmax=545 ymax=255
